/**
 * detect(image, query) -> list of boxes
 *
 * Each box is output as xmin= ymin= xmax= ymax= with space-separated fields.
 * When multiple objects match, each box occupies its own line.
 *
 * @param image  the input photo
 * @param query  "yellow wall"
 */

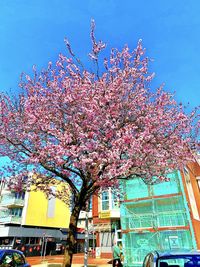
xmin=24 ymin=189 xmax=70 ymax=228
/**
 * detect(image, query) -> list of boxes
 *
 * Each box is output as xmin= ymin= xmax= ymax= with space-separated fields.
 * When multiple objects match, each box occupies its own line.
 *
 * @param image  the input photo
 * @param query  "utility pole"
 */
xmin=84 ymin=200 xmax=89 ymax=267
xmin=41 ymin=233 xmax=47 ymax=262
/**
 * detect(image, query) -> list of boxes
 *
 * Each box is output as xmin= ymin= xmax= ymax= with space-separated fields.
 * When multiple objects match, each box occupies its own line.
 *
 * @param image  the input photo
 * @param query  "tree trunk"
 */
xmin=62 ymin=203 xmax=81 ymax=267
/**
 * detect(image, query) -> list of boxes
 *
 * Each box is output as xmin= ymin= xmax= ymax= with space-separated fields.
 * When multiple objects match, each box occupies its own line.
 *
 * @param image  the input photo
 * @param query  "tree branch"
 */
xmin=40 ymin=162 xmax=79 ymax=195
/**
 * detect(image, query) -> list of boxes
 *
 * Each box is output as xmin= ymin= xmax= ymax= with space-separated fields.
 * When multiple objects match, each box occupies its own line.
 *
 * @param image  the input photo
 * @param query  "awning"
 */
xmin=0 ymin=226 xmax=93 ymax=239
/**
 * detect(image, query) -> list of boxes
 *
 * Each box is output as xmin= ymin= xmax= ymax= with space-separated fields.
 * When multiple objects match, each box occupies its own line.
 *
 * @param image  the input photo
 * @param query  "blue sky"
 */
xmin=1 ymin=0 xmax=200 ymax=108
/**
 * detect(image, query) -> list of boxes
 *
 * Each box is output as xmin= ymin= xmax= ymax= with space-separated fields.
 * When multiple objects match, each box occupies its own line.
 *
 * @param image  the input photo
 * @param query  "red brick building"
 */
xmin=92 ymin=189 xmax=121 ymax=258
xmin=181 ymin=156 xmax=200 ymax=248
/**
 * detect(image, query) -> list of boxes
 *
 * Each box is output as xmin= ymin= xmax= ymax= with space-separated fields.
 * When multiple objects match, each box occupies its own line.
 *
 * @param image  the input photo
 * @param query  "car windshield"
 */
xmin=0 ymin=250 xmax=5 ymax=258
xmin=158 ymin=255 xmax=200 ymax=267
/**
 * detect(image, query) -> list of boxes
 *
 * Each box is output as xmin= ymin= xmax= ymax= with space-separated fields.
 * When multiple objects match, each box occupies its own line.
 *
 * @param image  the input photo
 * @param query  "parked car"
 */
xmin=0 ymin=249 xmax=30 ymax=267
xmin=143 ymin=250 xmax=200 ymax=267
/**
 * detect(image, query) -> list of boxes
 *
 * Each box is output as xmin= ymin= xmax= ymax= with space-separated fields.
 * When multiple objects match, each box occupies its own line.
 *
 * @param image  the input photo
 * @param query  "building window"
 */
xmin=15 ymin=191 xmax=25 ymax=200
xmin=11 ymin=208 xmax=22 ymax=217
xmin=89 ymin=196 xmax=92 ymax=211
xmin=111 ymin=192 xmax=120 ymax=209
xmin=102 ymin=191 xmax=109 ymax=210
xmin=47 ymin=187 xmax=56 ymax=218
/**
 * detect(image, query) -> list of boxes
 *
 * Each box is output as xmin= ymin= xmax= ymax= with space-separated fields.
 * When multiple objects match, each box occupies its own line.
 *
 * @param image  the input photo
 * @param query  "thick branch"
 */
xmin=40 ymin=162 xmax=79 ymax=195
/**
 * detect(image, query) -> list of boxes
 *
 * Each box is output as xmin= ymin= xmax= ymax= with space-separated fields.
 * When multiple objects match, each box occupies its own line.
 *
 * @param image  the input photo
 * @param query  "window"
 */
xmin=102 ymin=191 xmax=109 ymax=210
xmin=89 ymin=196 xmax=92 ymax=211
xmin=15 ymin=192 xmax=25 ymax=200
xmin=13 ymin=252 xmax=25 ymax=266
xmin=111 ymin=192 xmax=120 ymax=209
xmin=158 ymin=256 xmax=199 ymax=267
xmin=0 ymin=252 xmax=25 ymax=267
xmin=47 ymin=186 xmax=56 ymax=218
xmin=1 ymin=253 xmax=13 ymax=267
xmin=11 ymin=208 xmax=22 ymax=217
xmin=30 ymin=237 xmax=36 ymax=244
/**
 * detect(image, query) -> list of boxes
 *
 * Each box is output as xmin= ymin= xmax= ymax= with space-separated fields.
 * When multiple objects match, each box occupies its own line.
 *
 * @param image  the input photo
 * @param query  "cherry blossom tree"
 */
xmin=0 ymin=21 xmax=199 ymax=266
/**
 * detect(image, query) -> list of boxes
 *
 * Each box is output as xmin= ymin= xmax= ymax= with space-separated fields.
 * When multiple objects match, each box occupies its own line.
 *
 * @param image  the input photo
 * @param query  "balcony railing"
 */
xmin=121 ymin=211 xmax=188 ymax=229
xmin=0 ymin=197 xmax=24 ymax=208
xmin=0 ymin=215 xmax=22 ymax=224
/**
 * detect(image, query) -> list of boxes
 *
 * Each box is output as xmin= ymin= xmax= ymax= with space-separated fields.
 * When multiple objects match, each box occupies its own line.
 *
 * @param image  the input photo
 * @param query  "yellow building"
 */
xmin=24 ymin=183 xmax=71 ymax=228
xmin=0 ymin=179 xmax=72 ymax=255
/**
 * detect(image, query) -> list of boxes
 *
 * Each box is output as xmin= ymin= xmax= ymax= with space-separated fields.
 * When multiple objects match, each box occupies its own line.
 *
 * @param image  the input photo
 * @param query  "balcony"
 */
xmin=0 ymin=195 xmax=24 ymax=208
xmin=0 ymin=214 xmax=22 ymax=224
xmin=120 ymin=211 xmax=188 ymax=230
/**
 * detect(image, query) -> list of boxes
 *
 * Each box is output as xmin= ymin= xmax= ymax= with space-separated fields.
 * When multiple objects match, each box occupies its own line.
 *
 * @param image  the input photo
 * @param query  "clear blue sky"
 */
xmin=0 ymin=1 xmax=200 ymax=105
xmin=1 ymin=1 xmax=200 ymax=107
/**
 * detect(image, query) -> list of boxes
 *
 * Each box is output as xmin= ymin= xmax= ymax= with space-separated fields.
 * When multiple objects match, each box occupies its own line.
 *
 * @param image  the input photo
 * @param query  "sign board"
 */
xmin=169 ymin=236 xmax=180 ymax=249
xmin=95 ymin=247 xmax=101 ymax=258
xmin=99 ymin=211 xmax=111 ymax=219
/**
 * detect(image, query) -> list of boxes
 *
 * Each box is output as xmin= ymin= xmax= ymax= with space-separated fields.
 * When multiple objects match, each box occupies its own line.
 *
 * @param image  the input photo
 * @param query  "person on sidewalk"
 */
xmin=112 ymin=242 xmax=123 ymax=267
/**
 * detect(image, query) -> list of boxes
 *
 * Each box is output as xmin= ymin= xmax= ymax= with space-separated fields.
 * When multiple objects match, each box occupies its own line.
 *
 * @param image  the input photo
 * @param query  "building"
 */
xmin=0 ymin=178 xmax=93 ymax=256
xmin=92 ymin=188 xmax=121 ymax=258
xmin=120 ymin=168 xmax=200 ymax=267
xmin=181 ymin=158 xmax=200 ymax=248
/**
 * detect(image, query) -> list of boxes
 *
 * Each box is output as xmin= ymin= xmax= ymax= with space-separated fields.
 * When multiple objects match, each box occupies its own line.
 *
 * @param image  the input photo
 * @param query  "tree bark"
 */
xmin=62 ymin=202 xmax=81 ymax=267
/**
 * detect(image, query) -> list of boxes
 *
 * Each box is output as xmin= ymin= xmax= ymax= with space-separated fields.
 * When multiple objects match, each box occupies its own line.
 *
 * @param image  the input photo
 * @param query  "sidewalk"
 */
xmin=27 ymin=254 xmax=112 ymax=267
